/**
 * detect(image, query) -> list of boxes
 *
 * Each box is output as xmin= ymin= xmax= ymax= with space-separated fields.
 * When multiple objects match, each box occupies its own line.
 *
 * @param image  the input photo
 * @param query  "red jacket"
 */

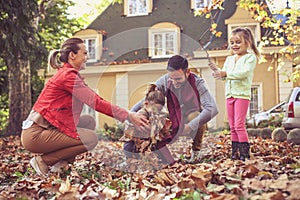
xmin=33 ymin=63 xmax=129 ymax=139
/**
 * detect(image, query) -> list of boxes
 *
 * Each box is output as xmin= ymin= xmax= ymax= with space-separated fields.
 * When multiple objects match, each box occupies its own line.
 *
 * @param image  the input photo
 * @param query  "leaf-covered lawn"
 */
xmin=0 ymin=132 xmax=299 ymax=200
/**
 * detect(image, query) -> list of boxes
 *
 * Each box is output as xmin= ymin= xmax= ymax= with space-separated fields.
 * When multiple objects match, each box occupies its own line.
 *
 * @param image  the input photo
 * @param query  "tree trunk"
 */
xmin=6 ymin=58 xmax=31 ymax=136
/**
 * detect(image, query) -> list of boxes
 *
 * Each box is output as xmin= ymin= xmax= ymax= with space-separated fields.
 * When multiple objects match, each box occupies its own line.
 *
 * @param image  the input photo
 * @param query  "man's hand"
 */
xmin=181 ymin=124 xmax=193 ymax=136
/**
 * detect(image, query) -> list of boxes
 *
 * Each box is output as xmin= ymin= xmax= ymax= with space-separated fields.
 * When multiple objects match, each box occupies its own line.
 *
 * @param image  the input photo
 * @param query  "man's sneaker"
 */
xmin=188 ymin=150 xmax=203 ymax=164
xmin=50 ymin=160 xmax=68 ymax=173
xmin=30 ymin=156 xmax=49 ymax=177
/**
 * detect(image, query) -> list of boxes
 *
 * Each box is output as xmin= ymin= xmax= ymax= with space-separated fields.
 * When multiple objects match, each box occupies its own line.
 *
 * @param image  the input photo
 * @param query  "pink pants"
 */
xmin=21 ymin=115 xmax=98 ymax=166
xmin=226 ymin=98 xmax=249 ymax=142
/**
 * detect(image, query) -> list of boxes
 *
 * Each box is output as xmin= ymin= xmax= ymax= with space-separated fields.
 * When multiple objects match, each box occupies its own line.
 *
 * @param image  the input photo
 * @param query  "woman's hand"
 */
xmin=128 ymin=112 xmax=150 ymax=133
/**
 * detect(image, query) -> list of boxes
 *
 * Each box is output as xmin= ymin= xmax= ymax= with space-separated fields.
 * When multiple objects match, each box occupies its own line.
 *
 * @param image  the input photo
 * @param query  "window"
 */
xmin=127 ymin=0 xmax=148 ymax=16
xmin=249 ymin=87 xmax=259 ymax=116
xmin=152 ymin=32 xmax=177 ymax=58
xmin=74 ymin=29 xmax=104 ymax=64
xmin=83 ymin=39 xmax=96 ymax=61
xmin=249 ymin=84 xmax=262 ymax=116
xmin=124 ymin=0 xmax=153 ymax=16
xmin=191 ymin=0 xmax=216 ymax=10
xmin=193 ymin=0 xmax=212 ymax=10
xmin=148 ymin=23 xmax=180 ymax=58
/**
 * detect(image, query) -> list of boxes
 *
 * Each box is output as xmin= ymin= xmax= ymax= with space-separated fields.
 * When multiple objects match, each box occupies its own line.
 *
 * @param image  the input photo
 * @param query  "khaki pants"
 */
xmin=21 ymin=115 xmax=98 ymax=166
xmin=185 ymin=111 xmax=207 ymax=151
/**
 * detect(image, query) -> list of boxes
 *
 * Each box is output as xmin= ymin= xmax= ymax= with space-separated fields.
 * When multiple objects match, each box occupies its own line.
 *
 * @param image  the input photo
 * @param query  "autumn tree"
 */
xmin=0 ymin=0 xmax=82 ymax=136
xmin=239 ymin=0 xmax=300 ymax=83
xmin=0 ymin=59 xmax=8 ymax=133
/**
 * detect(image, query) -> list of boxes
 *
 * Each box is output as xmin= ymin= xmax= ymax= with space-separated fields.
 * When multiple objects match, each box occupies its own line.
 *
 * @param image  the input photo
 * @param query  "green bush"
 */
xmin=97 ymin=123 xmax=125 ymax=141
xmin=0 ymin=95 xmax=8 ymax=136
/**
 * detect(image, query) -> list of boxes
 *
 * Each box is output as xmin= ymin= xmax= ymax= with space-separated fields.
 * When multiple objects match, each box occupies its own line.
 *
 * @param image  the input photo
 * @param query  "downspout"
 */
xmin=274 ymin=53 xmax=279 ymax=103
xmin=197 ymin=0 xmax=227 ymax=129
xmin=200 ymin=0 xmax=227 ymax=56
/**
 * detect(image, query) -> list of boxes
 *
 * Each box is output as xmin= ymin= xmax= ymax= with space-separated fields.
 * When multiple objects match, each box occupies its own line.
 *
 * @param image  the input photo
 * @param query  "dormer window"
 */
xmin=225 ymin=7 xmax=261 ymax=45
xmin=228 ymin=24 xmax=261 ymax=45
xmin=191 ymin=0 xmax=212 ymax=10
xmin=148 ymin=23 xmax=180 ymax=59
xmin=152 ymin=31 xmax=176 ymax=58
xmin=124 ymin=0 xmax=153 ymax=16
xmin=129 ymin=0 xmax=147 ymax=15
xmin=83 ymin=38 xmax=96 ymax=61
xmin=74 ymin=29 xmax=104 ymax=64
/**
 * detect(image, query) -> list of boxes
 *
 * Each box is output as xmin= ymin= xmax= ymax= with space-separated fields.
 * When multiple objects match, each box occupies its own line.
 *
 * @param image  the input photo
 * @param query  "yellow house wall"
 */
xmin=96 ymin=73 xmax=118 ymax=128
xmin=89 ymin=63 xmax=168 ymax=129
xmin=253 ymin=59 xmax=277 ymax=111
xmin=128 ymin=70 xmax=165 ymax=108
xmin=213 ymin=58 xmax=227 ymax=129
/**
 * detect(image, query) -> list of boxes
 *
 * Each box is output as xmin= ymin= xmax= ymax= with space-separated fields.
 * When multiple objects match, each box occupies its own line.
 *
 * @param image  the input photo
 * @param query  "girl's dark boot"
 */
xmin=231 ymin=141 xmax=239 ymax=160
xmin=239 ymin=142 xmax=250 ymax=161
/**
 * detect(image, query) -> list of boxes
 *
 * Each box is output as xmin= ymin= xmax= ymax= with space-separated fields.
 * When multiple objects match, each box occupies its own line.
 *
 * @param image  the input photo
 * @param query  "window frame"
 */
xmin=192 ymin=0 xmax=212 ymax=10
xmin=73 ymin=29 xmax=103 ymax=64
xmin=148 ymin=28 xmax=179 ymax=59
xmin=126 ymin=0 xmax=149 ymax=16
xmin=83 ymin=38 xmax=97 ymax=63
xmin=249 ymin=83 xmax=263 ymax=117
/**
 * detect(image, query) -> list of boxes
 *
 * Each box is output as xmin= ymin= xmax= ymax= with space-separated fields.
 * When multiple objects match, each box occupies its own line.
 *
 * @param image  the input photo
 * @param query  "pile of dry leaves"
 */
xmin=0 ymin=132 xmax=299 ymax=199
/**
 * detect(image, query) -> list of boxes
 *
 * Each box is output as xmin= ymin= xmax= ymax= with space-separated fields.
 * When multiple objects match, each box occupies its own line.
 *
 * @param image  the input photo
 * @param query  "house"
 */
xmin=47 ymin=0 xmax=297 ymax=130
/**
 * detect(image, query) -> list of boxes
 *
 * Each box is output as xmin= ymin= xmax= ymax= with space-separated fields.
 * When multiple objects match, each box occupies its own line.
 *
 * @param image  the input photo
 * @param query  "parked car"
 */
xmin=247 ymin=101 xmax=286 ymax=127
xmin=282 ymin=87 xmax=300 ymax=129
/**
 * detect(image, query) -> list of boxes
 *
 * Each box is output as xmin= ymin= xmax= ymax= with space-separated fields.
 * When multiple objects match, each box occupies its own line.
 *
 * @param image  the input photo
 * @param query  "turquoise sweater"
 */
xmin=223 ymin=53 xmax=257 ymax=100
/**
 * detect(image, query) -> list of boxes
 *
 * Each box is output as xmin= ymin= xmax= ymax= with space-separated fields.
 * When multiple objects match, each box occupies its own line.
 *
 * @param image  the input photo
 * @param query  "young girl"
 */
xmin=209 ymin=27 xmax=260 ymax=161
xmin=121 ymin=83 xmax=175 ymax=164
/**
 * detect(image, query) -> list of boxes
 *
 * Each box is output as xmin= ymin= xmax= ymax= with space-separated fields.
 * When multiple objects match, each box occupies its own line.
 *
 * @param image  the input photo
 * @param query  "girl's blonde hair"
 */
xmin=230 ymin=27 xmax=260 ymax=57
xmin=48 ymin=37 xmax=84 ymax=69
